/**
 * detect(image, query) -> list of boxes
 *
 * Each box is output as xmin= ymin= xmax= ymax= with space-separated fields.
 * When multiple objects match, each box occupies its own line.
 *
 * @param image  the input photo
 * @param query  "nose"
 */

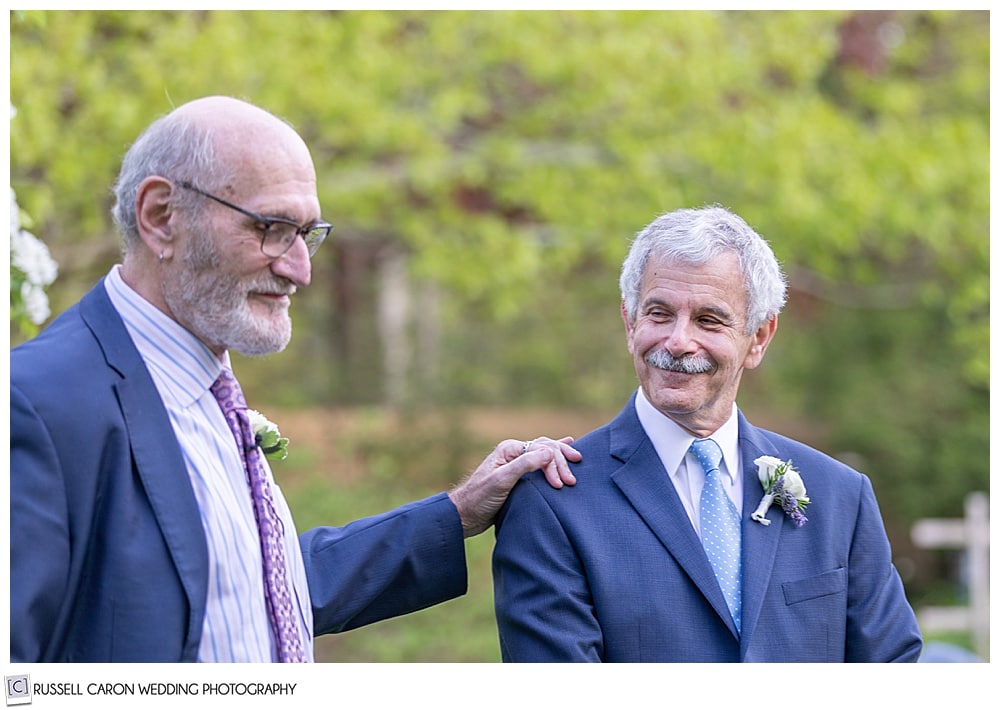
xmin=662 ymin=315 xmax=697 ymax=357
xmin=270 ymin=236 xmax=312 ymax=287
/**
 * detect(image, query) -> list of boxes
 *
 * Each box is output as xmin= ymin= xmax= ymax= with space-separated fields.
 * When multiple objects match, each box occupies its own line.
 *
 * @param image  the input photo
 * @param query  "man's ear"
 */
xmin=621 ymin=300 xmax=631 ymax=330
xmin=621 ymin=300 xmax=636 ymax=354
xmin=744 ymin=315 xmax=778 ymax=370
xmin=135 ymin=176 xmax=177 ymax=260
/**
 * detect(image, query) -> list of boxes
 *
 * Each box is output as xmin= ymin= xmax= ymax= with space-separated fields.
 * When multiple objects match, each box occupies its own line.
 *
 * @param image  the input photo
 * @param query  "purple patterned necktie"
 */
xmin=211 ymin=368 xmax=307 ymax=663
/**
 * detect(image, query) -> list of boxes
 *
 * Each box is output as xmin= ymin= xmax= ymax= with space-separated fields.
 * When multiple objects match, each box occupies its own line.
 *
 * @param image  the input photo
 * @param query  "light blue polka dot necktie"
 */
xmin=691 ymin=438 xmax=742 ymax=633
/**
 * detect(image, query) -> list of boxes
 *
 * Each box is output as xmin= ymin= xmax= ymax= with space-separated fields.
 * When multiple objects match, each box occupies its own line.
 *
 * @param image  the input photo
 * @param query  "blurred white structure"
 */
xmin=911 ymin=492 xmax=990 ymax=660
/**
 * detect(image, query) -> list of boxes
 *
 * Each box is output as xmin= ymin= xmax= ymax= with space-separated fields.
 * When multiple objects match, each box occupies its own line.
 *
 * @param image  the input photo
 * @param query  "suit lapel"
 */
xmin=736 ymin=414 xmax=784 ymax=654
xmin=80 ymin=283 xmax=209 ymax=657
xmin=609 ymin=401 xmax=740 ymax=638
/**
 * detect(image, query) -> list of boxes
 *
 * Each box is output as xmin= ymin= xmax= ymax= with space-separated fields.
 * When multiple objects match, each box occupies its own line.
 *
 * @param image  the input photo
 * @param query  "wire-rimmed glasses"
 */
xmin=175 ymin=180 xmax=331 ymax=258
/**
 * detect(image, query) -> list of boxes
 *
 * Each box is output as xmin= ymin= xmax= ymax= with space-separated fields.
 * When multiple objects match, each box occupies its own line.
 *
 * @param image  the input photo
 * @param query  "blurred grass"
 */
xmin=283 ymin=470 xmax=501 ymax=662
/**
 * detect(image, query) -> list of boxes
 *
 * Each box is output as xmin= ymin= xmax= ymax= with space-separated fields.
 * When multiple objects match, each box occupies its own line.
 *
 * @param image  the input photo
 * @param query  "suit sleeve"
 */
xmin=493 ymin=477 xmax=603 ymax=661
xmin=301 ymin=492 xmax=468 ymax=635
xmin=9 ymin=384 xmax=72 ymax=663
xmin=846 ymin=475 xmax=923 ymax=662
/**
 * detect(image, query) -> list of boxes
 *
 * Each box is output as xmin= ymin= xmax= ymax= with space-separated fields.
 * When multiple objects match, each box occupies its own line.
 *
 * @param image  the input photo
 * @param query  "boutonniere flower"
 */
xmin=751 ymin=455 xmax=810 ymax=527
xmin=247 ymin=409 xmax=290 ymax=461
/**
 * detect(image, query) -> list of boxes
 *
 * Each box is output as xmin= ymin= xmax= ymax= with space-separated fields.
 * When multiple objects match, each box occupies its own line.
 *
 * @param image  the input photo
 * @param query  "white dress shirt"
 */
xmin=104 ymin=266 xmax=313 ymax=662
xmin=633 ymin=387 xmax=743 ymax=538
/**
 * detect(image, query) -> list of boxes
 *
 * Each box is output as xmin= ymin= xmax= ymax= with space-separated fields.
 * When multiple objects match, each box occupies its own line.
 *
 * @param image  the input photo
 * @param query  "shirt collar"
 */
xmin=104 ymin=265 xmax=226 ymax=407
xmin=634 ymin=387 xmax=741 ymax=483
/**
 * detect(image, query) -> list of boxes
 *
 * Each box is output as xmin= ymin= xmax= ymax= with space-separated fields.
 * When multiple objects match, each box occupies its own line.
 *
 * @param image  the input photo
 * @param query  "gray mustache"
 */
xmin=645 ymin=350 xmax=714 ymax=374
xmin=249 ymin=278 xmax=297 ymax=297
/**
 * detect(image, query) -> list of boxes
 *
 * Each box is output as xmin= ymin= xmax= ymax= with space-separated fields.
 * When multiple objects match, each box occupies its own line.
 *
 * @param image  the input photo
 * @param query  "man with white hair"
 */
xmin=493 ymin=205 xmax=921 ymax=662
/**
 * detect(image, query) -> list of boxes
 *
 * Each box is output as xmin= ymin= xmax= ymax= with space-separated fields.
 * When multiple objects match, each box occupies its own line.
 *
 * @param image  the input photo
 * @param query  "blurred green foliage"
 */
xmin=10 ymin=11 xmax=988 ymax=373
xmin=10 ymin=9 xmax=989 ymax=641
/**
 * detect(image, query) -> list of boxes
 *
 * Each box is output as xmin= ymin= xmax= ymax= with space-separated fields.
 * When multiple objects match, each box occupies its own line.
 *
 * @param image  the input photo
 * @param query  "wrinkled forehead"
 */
xmin=641 ymin=251 xmax=750 ymax=311
xmin=645 ymin=248 xmax=744 ymax=281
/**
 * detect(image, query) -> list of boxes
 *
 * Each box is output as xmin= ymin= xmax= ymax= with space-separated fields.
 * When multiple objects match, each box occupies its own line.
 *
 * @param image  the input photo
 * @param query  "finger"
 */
xmin=494 ymin=438 xmax=530 ymax=464
xmin=529 ymin=435 xmax=574 ymax=447
xmin=540 ymin=451 xmax=577 ymax=489
xmin=519 ymin=437 xmax=580 ymax=489
xmin=525 ymin=436 xmax=580 ymax=456
xmin=525 ymin=440 xmax=577 ymax=489
xmin=504 ymin=447 xmax=555 ymax=479
xmin=557 ymin=440 xmax=583 ymax=463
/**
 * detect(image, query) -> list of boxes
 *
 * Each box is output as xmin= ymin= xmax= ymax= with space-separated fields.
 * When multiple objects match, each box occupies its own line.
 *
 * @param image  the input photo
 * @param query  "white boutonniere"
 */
xmin=751 ymin=455 xmax=810 ymax=527
xmin=247 ymin=409 xmax=290 ymax=461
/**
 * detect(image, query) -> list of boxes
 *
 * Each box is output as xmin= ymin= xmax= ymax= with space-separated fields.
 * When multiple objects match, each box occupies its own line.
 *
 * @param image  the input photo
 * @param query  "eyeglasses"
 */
xmin=175 ymin=181 xmax=331 ymax=259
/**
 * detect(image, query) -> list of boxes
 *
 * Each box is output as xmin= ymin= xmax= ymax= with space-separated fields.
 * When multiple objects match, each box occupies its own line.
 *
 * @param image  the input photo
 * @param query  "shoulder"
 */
xmin=12 ymin=303 xmax=89 ymax=385
xmin=739 ymin=415 xmax=872 ymax=504
xmin=744 ymin=424 xmax=846 ymax=467
xmin=11 ymin=282 xmax=134 ymax=416
xmin=507 ymin=402 xmax=642 ymax=507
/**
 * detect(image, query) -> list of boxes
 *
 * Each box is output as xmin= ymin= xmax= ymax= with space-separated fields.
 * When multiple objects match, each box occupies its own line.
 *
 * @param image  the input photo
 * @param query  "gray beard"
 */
xmin=163 ymin=233 xmax=294 ymax=356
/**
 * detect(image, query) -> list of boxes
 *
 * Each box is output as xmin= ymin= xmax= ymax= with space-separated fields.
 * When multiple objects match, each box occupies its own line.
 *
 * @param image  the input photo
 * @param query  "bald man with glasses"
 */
xmin=10 ymin=96 xmax=580 ymax=663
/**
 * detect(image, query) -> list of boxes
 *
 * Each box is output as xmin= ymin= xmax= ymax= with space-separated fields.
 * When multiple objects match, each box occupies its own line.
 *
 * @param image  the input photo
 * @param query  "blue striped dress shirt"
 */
xmin=104 ymin=266 xmax=314 ymax=661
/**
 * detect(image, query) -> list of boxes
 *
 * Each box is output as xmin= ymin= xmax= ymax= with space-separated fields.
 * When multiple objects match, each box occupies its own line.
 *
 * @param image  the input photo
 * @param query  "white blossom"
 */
xmin=752 ymin=455 xmax=810 ymax=527
xmin=20 ymin=282 xmax=51 ymax=324
xmin=11 ymin=226 xmax=58 ymax=286
xmin=248 ymin=409 xmax=290 ymax=460
xmin=754 ymin=455 xmax=785 ymax=487
xmin=10 ymin=187 xmax=59 ymax=326
xmin=780 ymin=468 xmax=809 ymax=503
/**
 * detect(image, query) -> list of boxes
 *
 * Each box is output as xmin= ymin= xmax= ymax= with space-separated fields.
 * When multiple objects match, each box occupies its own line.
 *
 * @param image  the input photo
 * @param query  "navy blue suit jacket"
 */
xmin=10 ymin=281 xmax=467 ymax=662
xmin=493 ymin=395 xmax=922 ymax=662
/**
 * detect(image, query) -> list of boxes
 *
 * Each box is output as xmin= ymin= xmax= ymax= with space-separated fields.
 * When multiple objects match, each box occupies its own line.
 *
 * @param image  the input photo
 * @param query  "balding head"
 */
xmin=113 ymin=96 xmax=321 ymax=357
xmin=169 ymin=97 xmax=313 ymax=180
xmin=111 ymin=96 xmax=315 ymax=252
